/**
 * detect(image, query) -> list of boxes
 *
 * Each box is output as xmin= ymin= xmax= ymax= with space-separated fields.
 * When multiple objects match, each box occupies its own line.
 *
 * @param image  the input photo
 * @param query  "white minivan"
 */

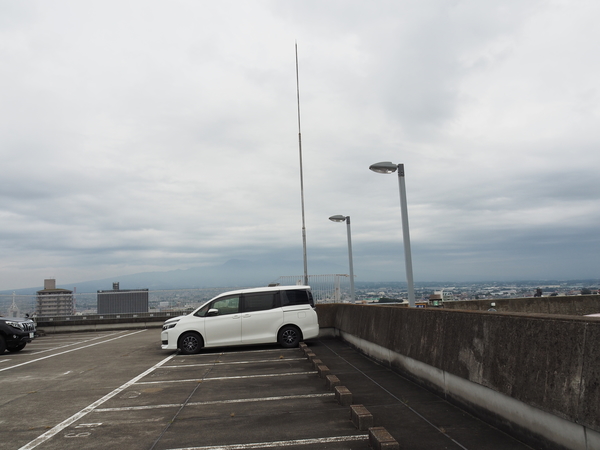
xmin=161 ymin=285 xmax=319 ymax=355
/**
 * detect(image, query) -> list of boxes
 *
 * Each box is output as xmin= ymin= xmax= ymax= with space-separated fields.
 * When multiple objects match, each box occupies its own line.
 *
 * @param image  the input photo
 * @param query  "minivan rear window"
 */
xmin=281 ymin=289 xmax=314 ymax=307
xmin=244 ymin=292 xmax=278 ymax=312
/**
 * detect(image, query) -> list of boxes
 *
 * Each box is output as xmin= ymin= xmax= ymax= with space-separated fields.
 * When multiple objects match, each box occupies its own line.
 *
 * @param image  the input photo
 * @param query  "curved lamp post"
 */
xmin=369 ymin=161 xmax=415 ymax=307
xmin=329 ymin=215 xmax=356 ymax=303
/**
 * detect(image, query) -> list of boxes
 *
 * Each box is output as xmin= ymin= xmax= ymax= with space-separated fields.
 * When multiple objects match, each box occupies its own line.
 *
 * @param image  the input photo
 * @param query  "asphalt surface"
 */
xmin=0 ymin=330 xmax=533 ymax=450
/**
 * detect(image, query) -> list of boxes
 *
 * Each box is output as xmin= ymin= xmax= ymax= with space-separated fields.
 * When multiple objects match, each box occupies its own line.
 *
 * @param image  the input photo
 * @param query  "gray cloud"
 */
xmin=1 ymin=0 xmax=599 ymax=290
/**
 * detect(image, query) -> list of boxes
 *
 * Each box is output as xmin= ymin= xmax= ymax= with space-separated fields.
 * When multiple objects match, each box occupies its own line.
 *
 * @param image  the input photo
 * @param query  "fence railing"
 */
xmin=36 ymin=310 xmax=191 ymax=323
xmin=272 ymin=274 xmax=351 ymax=303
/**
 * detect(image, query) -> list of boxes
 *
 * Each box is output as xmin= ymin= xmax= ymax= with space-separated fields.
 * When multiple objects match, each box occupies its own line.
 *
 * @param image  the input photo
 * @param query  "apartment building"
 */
xmin=36 ymin=279 xmax=74 ymax=316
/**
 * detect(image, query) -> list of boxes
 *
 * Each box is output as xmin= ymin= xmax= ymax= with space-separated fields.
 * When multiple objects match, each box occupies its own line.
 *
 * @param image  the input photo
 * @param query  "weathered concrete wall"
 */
xmin=36 ymin=315 xmax=165 ymax=334
xmin=443 ymin=294 xmax=600 ymax=315
xmin=316 ymin=303 xmax=600 ymax=450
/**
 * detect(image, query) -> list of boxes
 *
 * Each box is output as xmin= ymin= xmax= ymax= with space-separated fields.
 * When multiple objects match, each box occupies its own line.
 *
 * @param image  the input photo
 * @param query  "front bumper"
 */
xmin=161 ymin=330 xmax=177 ymax=350
xmin=6 ymin=330 xmax=35 ymax=346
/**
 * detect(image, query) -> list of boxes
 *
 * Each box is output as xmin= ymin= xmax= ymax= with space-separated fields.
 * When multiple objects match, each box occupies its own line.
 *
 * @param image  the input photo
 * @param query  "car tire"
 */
xmin=179 ymin=332 xmax=203 ymax=355
xmin=278 ymin=325 xmax=301 ymax=348
xmin=7 ymin=343 xmax=26 ymax=352
xmin=0 ymin=335 xmax=5 ymax=353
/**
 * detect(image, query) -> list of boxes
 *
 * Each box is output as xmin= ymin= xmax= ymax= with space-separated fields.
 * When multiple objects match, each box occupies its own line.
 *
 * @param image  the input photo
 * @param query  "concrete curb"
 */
xmin=301 ymin=344 xmax=400 ymax=450
xmin=334 ymin=385 xmax=352 ymax=406
xmin=325 ymin=374 xmax=340 ymax=390
xmin=369 ymin=427 xmax=400 ymax=450
xmin=350 ymin=404 xmax=373 ymax=431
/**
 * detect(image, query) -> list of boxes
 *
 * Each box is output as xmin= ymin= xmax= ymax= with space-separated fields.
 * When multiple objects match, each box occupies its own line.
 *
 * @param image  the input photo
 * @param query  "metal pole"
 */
xmin=295 ymin=42 xmax=309 ymax=286
xmin=396 ymin=164 xmax=415 ymax=307
xmin=345 ymin=216 xmax=356 ymax=303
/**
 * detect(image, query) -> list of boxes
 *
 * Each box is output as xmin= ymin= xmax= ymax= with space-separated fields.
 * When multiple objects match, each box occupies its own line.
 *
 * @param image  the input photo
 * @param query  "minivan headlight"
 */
xmin=162 ymin=322 xmax=178 ymax=331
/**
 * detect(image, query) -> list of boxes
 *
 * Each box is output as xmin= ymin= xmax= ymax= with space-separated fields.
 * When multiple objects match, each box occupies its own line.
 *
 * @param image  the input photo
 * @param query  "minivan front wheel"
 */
xmin=179 ymin=332 xmax=203 ymax=355
xmin=278 ymin=325 xmax=301 ymax=348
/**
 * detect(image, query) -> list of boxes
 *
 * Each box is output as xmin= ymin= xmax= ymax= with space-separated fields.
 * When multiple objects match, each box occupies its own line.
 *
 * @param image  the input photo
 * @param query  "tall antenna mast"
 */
xmin=295 ymin=42 xmax=309 ymax=286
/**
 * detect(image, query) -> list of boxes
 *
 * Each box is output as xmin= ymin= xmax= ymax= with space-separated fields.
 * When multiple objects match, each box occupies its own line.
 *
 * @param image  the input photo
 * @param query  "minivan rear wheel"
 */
xmin=179 ymin=332 xmax=203 ymax=355
xmin=278 ymin=325 xmax=301 ymax=348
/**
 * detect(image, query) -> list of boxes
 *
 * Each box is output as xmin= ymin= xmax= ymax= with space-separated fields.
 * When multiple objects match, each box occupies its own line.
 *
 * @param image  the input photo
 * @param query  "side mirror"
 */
xmin=207 ymin=308 xmax=219 ymax=316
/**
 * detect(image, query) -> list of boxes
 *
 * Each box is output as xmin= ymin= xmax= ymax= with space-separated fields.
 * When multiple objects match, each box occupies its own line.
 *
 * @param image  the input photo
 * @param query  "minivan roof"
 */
xmin=215 ymin=285 xmax=311 ymax=298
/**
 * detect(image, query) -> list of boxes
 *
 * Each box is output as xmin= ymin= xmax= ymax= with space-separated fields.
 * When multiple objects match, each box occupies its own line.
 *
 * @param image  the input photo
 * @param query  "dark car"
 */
xmin=0 ymin=316 xmax=37 ymax=353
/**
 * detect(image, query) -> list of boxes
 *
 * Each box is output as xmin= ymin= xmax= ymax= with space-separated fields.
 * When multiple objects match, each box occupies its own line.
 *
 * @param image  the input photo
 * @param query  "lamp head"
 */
xmin=369 ymin=161 xmax=398 ymax=174
xmin=329 ymin=215 xmax=347 ymax=223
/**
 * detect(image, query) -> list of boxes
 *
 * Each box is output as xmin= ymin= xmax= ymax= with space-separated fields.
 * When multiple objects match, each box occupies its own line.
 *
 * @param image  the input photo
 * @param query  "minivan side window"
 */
xmin=209 ymin=296 xmax=240 ymax=316
xmin=281 ymin=289 xmax=313 ymax=307
xmin=243 ymin=292 xmax=278 ymax=312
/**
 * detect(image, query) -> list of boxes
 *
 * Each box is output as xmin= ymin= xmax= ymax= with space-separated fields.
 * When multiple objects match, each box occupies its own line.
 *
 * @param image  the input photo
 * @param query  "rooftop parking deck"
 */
xmin=0 ymin=329 xmax=534 ymax=450
xmin=0 ymin=329 xmax=529 ymax=450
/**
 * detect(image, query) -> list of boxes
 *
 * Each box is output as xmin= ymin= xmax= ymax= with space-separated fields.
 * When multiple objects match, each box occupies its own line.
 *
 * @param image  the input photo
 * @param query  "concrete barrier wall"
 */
xmin=316 ymin=303 xmax=600 ymax=450
xmin=443 ymin=294 xmax=600 ymax=315
xmin=36 ymin=316 xmax=165 ymax=334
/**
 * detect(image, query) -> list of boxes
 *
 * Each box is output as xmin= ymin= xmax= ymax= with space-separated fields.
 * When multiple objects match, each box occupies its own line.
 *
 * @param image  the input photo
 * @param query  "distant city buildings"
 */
xmin=36 ymin=279 xmax=74 ymax=316
xmin=2 ymin=279 xmax=596 ymax=317
xmin=97 ymin=282 xmax=149 ymax=314
xmin=428 ymin=289 xmax=455 ymax=306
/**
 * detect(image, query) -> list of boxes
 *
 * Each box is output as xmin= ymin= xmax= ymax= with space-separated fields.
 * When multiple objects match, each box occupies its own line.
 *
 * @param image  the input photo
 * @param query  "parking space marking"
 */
xmin=136 ymin=371 xmax=318 ymax=384
xmin=167 ymin=357 xmax=307 ymax=368
xmin=165 ymin=434 xmax=369 ymax=449
xmin=1 ymin=330 xmax=147 ymax=372
xmin=94 ymin=393 xmax=335 ymax=412
xmin=17 ymin=352 xmax=177 ymax=450
xmin=180 ymin=348 xmax=298 ymax=357
xmin=28 ymin=331 xmax=131 ymax=355
xmin=19 ymin=344 xmax=56 ymax=355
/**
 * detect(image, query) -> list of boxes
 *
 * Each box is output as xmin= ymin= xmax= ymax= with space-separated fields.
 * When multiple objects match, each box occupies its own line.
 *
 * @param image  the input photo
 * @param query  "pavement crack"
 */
xmin=147 ymin=351 xmax=221 ymax=450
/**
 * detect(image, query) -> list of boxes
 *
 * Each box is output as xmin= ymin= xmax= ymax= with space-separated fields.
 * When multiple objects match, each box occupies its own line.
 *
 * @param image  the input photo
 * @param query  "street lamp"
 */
xmin=329 ymin=215 xmax=356 ymax=303
xmin=369 ymin=161 xmax=415 ymax=307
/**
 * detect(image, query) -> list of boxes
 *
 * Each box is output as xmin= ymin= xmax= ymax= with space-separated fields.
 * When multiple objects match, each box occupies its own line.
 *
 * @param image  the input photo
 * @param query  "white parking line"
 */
xmin=165 ymin=434 xmax=369 ymax=449
xmin=17 ymin=352 xmax=177 ymax=450
xmin=175 ymin=348 xmax=298 ymax=357
xmin=0 ymin=330 xmax=147 ymax=373
xmin=94 ymin=393 xmax=335 ymax=412
xmin=166 ymin=357 xmax=307 ymax=368
xmin=136 ymin=371 xmax=318 ymax=384
xmin=29 ymin=331 xmax=127 ymax=355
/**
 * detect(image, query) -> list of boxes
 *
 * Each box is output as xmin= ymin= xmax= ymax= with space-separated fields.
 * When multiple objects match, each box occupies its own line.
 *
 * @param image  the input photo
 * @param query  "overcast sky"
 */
xmin=1 ymin=0 xmax=599 ymax=291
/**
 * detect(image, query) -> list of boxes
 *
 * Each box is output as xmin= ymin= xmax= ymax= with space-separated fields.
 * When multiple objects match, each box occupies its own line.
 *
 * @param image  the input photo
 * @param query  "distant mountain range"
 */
xmin=1 ymin=259 xmax=348 ymax=295
xmin=4 ymin=258 xmax=597 ymax=296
